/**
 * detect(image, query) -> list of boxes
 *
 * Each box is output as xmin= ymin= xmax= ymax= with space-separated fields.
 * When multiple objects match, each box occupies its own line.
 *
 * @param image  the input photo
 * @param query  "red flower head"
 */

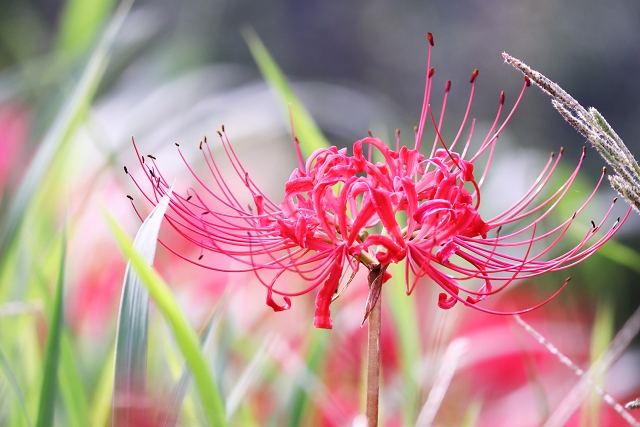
xmin=126 ymin=34 xmax=629 ymax=329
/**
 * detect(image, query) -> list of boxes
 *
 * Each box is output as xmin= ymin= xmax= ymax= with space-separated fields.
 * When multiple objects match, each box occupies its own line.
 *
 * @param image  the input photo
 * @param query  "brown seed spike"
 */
xmin=428 ymin=67 xmax=436 ymax=78
xmin=124 ymin=166 xmax=129 ymax=174
xmin=524 ymin=76 xmax=531 ymax=87
xmin=426 ymin=32 xmax=434 ymax=46
xmin=126 ymin=195 xmax=133 ymax=200
xmin=445 ymin=80 xmax=452 ymax=92
xmin=499 ymin=90 xmax=505 ymax=105
xmin=469 ymin=69 xmax=479 ymax=84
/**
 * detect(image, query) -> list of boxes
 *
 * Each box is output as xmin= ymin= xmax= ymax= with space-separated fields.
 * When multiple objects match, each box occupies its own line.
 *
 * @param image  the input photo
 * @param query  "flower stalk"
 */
xmin=366 ymin=264 xmax=386 ymax=427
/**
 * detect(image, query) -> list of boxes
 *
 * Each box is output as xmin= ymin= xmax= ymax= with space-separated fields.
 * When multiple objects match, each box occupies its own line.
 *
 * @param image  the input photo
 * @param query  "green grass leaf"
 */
xmin=56 ymin=0 xmax=117 ymax=57
xmin=35 ymin=237 xmax=66 ymax=427
xmin=160 ymin=300 xmax=225 ymax=427
xmin=385 ymin=262 xmax=420 ymax=424
xmin=0 ymin=0 xmax=132 ymax=274
xmin=58 ymin=332 xmax=89 ymax=427
xmin=91 ymin=347 xmax=115 ymax=427
xmin=107 ymin=214 xmax=227 ymax=427
xmin=112 ymin=193 xmax=170 ymax=423
xmin=244 ymin=28 xmax=330 ymax=157
xmin=0 ymin=347 xmax=32 ymax=427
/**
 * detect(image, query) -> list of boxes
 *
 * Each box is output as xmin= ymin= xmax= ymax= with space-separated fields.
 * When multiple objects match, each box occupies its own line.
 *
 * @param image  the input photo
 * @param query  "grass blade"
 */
xmin=112 ymin=193 xmax=171 ymax=423
xmin=58 ymin=332 xmax=89 ymax=427
xmin=107 ymin=214 xmax=227 ymax=427
xmin=91 ymin=347 xmax=115 ymax=427
xmin=385 ymin=262 xmax=421 ymax=424
xmin=0 ymin=0 xmax=132 ymax=271
xmin=56 ymin=0 xmax=117 ymax=57
xmin=35 ymin=237 xmax=66 ymax=427
xmin=244 ymin=28 xmax=330 ymax=157
xmin=160 ymin=297 xmax=227 ymax=427
xmin=0 ymin=347 xmax=31 ymax=427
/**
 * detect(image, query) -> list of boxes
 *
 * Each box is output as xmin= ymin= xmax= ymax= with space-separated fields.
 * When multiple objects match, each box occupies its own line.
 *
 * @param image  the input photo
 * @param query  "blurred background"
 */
xmin=0 ymin=0 xmax=639 ymax=426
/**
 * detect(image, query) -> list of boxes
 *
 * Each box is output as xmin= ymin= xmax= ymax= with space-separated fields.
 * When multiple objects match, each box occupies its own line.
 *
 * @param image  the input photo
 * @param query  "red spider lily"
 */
xmin=125 ymin=34 xmax=629 ymax=329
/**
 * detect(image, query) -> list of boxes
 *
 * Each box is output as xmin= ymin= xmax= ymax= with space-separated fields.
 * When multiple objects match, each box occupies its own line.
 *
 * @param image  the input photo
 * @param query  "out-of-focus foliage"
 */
xmin=0 ymin=1 xmax=638 ymax=426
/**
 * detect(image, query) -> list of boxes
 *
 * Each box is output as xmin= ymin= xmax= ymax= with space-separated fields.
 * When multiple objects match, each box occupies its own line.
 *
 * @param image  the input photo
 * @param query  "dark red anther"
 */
xmin=126 ymin=195 xmax=133 ymax=200
xmin=217 ymin=130 xmax=222 ymax=137
xmin=602 ymin=166 xmax=607 ymax=174
xmin=202 ymin=210 xmax=210 ymax=215
xmin=524 ymin=76 xmax=531 ymax=87
xmin=426 ymin=32 xmax=434 ymax=46
xmin=445 ymin=80 xmax=452 ymax=92
xmin=428 ymin=67 xmax=436 ymax=78
xmin=199 ymin=141 xmax=203 ymax=150
xmin=499 ymin=90 xmax=505 ymax=105
xmin=175 ymin=142 xmax=180 ymax=147
xmin=147 ymin=154 xmax=156 ymax=160
xmin=590 ymin=220 xmax=596 ymax=229
xmin=221 ymin=124 xmax=225 ymax=132
xmin=560 ymin=146 xmax=565 ymax=154
xmin=198 ymin=254 xmax=204 ymax=260
xmin=470 ymin=69 xmax=479 ymax=83
xmin=613 ymin=197 xmax=618 ymax=203
xmin=124 ymin=166 xmax=128 ymax=174
xmin=368 ymin=130 xmax=374 ymax=137
xmin=186 ymin=195 xmax=193 ymax=201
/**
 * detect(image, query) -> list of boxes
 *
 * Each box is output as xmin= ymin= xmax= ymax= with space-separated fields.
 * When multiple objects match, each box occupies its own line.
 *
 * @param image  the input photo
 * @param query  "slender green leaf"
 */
xmin=35 ymin=237 xmax=66 ymax=427
xmin=58 ymin=332 xmax=89 ymax=427
xmin=91 ymin=347 xmax=115 ymax=427
xmin=287 ymin=330 xmax=328 ymax=427
xmin=112 ymin=193 xmax=170 ymax=422
xmin=244 ymin=28 xmax=330 ymax=157
xmin=107 ymin=215 xmax=227 ymax=427
xmin=0 ymin=347 xmax=31 ymax=427
xmin=580 ymin=302 xmax=614 ymax=427
xmin=56 ymin=0 xmax=117 ymax=57
xmin=385 ymin=262 xmax=420 ymax=424
xmin=0 ymin=0 xmax=132 ymax=272
xmin=225 ymin=336 xmax=274 ymax=420
xmin=160 ymin=298 xmax=226 ymax=427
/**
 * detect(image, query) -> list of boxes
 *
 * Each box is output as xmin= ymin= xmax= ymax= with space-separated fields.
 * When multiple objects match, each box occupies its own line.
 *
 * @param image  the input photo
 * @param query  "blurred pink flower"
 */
xmin=0 ymin=104 xmax=28 ymax=196
xmin=126 ymin=34 xmax=629 ymax=329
